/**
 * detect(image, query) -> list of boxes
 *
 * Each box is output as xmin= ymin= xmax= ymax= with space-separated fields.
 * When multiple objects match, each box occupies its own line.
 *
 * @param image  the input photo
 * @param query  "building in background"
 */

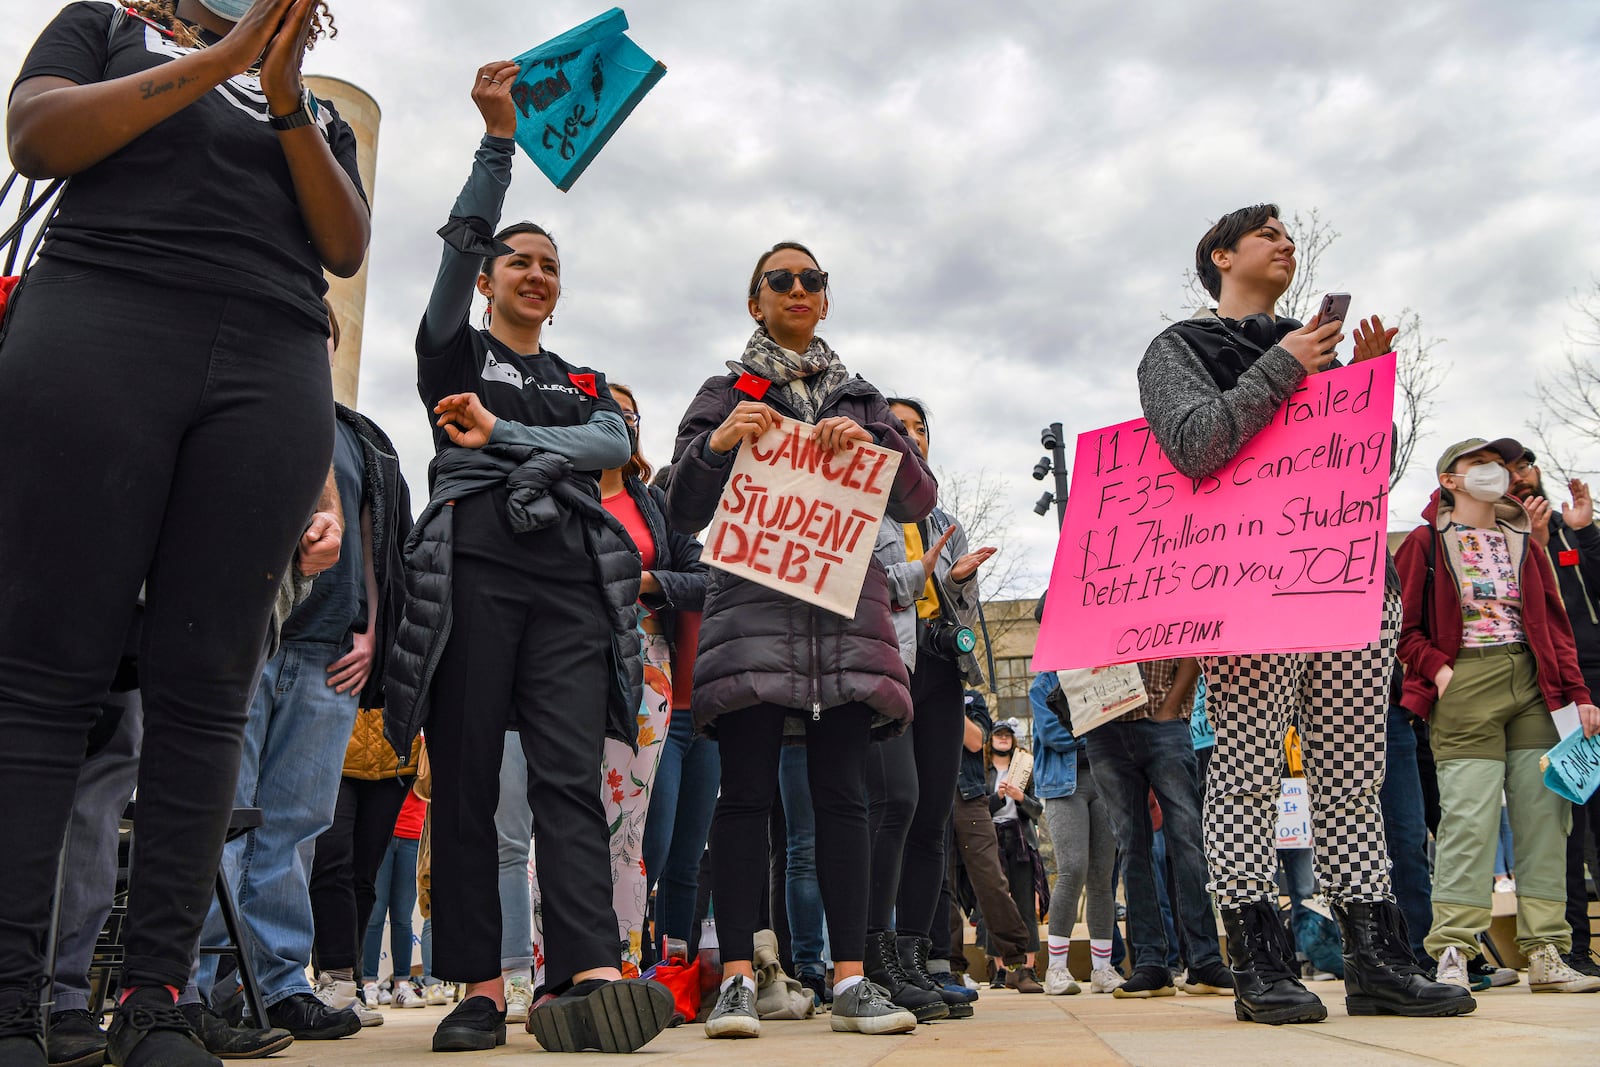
xmin=305 ymin=74 xmax=379 ymax=408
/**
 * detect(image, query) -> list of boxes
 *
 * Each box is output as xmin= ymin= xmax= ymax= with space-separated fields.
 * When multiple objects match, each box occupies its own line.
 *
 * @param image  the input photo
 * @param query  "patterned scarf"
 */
xmin=730 ymin=328 xmax=852 ymax=423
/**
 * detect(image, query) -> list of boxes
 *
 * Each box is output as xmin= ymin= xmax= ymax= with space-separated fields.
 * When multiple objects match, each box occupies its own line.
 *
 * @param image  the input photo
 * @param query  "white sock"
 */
xmin=833 ymin=974 xmax=864 ymax=996
xmin=503 ymin=967 xmax=531 ymax=985
xmin=1047 ymin=935 xmax=1071 ymax=970
xmin=1090 ymin=940 xmax=1112 ymax=968
xmin=720 ymin=974 xmax=757 ymax=995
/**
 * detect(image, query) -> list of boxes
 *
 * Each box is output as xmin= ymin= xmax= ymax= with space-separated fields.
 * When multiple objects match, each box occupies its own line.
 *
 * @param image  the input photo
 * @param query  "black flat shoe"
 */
xmin=527 ymin=979 xmax=673 ymax=1054
xmin=45 ymin=1010 xmax=105 ymax=1067
xmin=432 ymin=997 xmax=505 ymax=1053
xmin=0 ymin=987 xmax=46 ymax=1067
xmin=179 ymin=1003 xmax=293 ymax=1059
xmin=262 ymin=994 xmax=359 ymax=1041
xmin=105 ymin=989 xmax=219 ymax=1067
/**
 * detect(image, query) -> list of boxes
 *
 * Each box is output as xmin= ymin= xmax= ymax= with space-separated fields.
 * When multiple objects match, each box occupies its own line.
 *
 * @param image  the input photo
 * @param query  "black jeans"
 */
xmin=310 ymin=775 xmax=414 ymax=973
xmin=425 ymin=551 xmax=617 ymax=986
xmin=0 ymin=259 xmax=332 ymax=991
xmin=710 ymin=702 xmax=873 ymax=964
xmin=866 ymin=652 xmax=965 ymax=938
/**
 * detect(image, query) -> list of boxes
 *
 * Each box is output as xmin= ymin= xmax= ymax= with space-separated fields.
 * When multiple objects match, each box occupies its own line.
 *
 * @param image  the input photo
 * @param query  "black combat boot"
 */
xmin=1333 ymin=899 xmax=1476 ymax=1017
xmin=897 ymin=935 xmax=973 ymax=1018
xmin=864 ymin=930 xmax=947 ymax=1022
xmin=1220 ymin=900 xmax=1327 ymax=1025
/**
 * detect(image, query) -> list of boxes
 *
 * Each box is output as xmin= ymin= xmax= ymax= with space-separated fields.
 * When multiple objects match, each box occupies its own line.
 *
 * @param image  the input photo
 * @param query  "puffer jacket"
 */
xmin=335 ymin=404 xmax=414 ymax=710
xmin=383 ymin=444 xmax=643 ymax=760
xmin=628 ymin=476 xmax=709 ymax=638
xmin=343 ymin=706 xmax=422 ymax=780
xmin=1395 ymin=488 xmax=1591 ymax=719
xmin=667 ymin=368 xmax=938 ymax=737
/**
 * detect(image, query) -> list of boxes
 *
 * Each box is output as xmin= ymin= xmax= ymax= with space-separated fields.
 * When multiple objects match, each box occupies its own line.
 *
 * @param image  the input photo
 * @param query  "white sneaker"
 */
xmin=960 ymin=973 xmax=980 ymax=990
xmin=422 ymin=981 xmax=448 ymax=1006
xmin=1436 ymin=946 xmax=1470 ymax=989
xmin=505 ymin=975 xmax=535 ymax=1022
xmin=377 ymin=981 xmax=393 ymax=1006
xmin=1043 ymin=967 xmax=1081 ymax=996
xmin=1528 ymin=943 xmax=1600 ymax=993
xmin=314 ymin=972 xmax=359 ymax=1011
xmin=394 ymin=980 xmax=426 ymax=1008
xmin=1089 ymin=967 xmax=1126 ymax=993
xmin=361 ymin=980 xmax=384 ymax=1009
xmin=355 ymin=1003 xmax=384 ymax=1027
xmin=1495 ymin=876 xmax=1517 ymax=894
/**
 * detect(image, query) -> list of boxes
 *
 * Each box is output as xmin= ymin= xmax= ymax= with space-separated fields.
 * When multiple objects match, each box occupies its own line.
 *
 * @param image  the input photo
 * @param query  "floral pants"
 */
xmin=531 ymin=630 xmax=672 ymax=984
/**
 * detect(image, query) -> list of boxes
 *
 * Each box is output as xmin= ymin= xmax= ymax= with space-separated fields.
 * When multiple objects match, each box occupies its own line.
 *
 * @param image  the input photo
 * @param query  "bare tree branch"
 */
xmin=1391 ymin=307 xmax=1445 ymax=489
xmin=1531 ymin=285 xmax=1600 ymax=481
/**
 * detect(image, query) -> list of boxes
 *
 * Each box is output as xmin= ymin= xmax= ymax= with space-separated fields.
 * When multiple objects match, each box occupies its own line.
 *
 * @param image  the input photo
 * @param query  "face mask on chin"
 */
xmin=1458 ymin=463 xmax=1511 ymax=503
xmin=197 ymin=0 xmax=256 ymax=21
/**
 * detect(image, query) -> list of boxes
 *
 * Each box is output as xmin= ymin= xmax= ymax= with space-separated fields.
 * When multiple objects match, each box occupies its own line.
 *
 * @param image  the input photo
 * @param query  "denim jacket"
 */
xmin=1029 ymin=671 xmax=1082 ymax=800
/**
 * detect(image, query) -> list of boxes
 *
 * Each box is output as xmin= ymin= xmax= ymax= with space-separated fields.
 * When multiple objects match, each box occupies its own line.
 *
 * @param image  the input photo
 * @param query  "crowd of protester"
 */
xmin=2 ymin=3 xmax=1599 ymax=1066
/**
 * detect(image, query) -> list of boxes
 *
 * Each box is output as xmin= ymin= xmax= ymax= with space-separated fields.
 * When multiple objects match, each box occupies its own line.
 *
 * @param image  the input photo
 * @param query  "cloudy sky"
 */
xmin=8 ymin=0 xmax=1599 ymax=598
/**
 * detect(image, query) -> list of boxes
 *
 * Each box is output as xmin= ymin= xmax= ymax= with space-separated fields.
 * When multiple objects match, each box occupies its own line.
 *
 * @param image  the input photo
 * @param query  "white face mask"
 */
xmin=1457 ymin=463 xmax=1510 ymax=503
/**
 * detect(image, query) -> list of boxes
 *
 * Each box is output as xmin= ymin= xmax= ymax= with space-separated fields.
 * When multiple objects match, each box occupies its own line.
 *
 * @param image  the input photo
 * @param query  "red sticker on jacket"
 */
xmin=567 ymin=372 xmax=598 ymax=397
xmin=1560 ymin=549 xmax=1580 ymax=567
xmin=734 ymin=373 xmax=771 ymax=400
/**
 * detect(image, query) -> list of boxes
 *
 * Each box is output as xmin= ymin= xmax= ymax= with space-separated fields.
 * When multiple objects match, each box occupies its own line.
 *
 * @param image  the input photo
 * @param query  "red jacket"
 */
xmin=1396 ymin=490 xmax=1591 ymax=719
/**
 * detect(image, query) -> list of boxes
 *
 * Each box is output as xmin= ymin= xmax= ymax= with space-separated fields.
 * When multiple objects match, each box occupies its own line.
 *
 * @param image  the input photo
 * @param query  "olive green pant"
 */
xmin=1423 ymin=646 xmax=1571 ymax=959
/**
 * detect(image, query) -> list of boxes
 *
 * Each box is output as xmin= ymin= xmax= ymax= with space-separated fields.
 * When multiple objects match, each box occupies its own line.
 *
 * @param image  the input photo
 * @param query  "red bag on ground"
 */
xmin=648 ymin=957 xmax=701 ymax=1023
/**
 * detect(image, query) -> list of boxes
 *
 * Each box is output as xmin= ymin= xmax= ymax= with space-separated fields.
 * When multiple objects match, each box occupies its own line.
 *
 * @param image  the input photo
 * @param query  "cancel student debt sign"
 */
xmin=705 ymin=419 xmax=902 ymax=618
xmin=1034 ymin=355 xmax=1397 ymax=670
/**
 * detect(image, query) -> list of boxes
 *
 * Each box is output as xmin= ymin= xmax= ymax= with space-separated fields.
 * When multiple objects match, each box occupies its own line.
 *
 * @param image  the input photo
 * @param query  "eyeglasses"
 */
xmin=1508 ymin=461 xmax=1534 ymax=475
xmin=755 ymin=268 xmax=828 ymax=296
xmin=620 ymin=411 xmax=640 ymax=426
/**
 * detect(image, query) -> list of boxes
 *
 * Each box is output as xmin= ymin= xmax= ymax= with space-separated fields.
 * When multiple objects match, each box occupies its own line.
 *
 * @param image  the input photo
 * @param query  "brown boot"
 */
xmin=1006 ymin=966 xmax=1044 ymax=994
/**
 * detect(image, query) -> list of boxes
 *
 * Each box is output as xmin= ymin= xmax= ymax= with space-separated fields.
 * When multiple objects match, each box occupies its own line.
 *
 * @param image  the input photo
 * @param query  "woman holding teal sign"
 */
xmin=383 ymin=61 xmax=671 ymax=1055
xmin=1396 ymin=436 xmax=1600 ymax=995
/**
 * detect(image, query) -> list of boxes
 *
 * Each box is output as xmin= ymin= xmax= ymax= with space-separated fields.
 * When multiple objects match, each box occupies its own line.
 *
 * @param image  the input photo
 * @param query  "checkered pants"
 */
xmin=1201 ymin=593 xmax=1401 ymax=908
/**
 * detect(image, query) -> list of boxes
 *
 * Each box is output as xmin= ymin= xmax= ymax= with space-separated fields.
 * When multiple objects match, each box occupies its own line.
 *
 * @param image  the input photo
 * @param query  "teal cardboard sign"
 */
xmin=1542 ymin=728 xmax=1600 ymax=804
xmin=510 ymin=9 xmax=666 ymax=191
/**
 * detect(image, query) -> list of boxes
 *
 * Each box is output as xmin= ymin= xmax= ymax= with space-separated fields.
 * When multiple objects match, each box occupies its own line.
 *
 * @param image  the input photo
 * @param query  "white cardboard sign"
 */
xmin=704 ymin=419 xmax=902 ymax=618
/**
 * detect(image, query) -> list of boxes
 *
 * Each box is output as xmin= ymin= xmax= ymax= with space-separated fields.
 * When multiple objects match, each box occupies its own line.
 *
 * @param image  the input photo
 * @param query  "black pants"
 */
xmin=1566 ymin=790 xmax=1600 ymax=955
xmin=866 ymin=652 xmax=965 ymax=937
xmin=425 ymin=551 xmax=617 ymax=985
xmin=710 ymin=702 xmax=873 ymax=964
xmin=310 ymin=776 xmax=414 ymax=973
xmin=0 ymin=260 xmax=332 ymax=991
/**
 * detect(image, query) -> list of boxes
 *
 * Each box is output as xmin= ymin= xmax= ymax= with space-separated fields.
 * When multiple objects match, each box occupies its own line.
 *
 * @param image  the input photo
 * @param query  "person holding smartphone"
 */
xmin=1136 ymin=204 xmax=1472 ymax=1025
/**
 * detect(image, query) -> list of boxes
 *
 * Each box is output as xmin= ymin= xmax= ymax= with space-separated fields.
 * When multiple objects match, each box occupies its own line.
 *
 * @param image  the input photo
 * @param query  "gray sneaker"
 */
xmin=703 ymin=980 xmax=760 ymax=1039
xmin=830 ymin=980 xmax=917 ymax=1035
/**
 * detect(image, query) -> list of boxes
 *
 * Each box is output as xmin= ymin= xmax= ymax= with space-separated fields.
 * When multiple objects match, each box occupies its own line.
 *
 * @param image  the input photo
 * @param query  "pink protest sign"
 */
xmin=1033 ymin=355 xmax=1397 ymax=670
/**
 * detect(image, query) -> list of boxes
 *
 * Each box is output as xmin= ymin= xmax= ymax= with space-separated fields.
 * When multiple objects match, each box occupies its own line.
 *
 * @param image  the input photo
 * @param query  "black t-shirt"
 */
xmin=418 ymin=324 xmax=623 ymax=578
xmin=282 ymin=420 xmax=366 ymax=645
xmin=14 ymin=2 xmax=367 ymax=330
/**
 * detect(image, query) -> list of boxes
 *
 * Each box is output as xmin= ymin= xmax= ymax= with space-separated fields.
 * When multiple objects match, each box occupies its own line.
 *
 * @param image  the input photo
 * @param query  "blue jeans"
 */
xmin=1380 ymin=705 xmax=1433 ymax=963
xmin=197 ymin=640 xmax=360 ymax=1005
xmin=362 ymin=835 xmax=419 ymax=981
xmin=1278 ymin=846 xmax=1316 ymax=933
xmin=642 ymin=708 xmax=720 ymax=948
xmin=420 ymin=917 xmax=435 ymax=985
xmin=494 ymin=732 xmax=534 ymax=970
xmin=1087 ymin=717 xmax=1220 ymax=974
xmin=1150 ymin=829 xmax=1183 ymax=971
xmin=778 ymin=746 xmax=827 ymax=978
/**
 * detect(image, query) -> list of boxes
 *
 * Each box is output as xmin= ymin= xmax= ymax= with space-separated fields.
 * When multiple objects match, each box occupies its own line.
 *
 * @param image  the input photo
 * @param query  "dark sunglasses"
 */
xmin=755 ymin=268 xmax=828 ymax=296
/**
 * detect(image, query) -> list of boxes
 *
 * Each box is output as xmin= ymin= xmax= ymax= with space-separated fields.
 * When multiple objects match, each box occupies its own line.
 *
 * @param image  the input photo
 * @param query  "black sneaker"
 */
xmin=0 ymin=985 xmax=45 ymax=1067
xmin=262 ymin=993 xmax=359 ymax=1041
xmin=45 ymin=1009 xmax=105 ymax=1067
xmin=526 ymin=978 xmax=673 ymax=1054
xmin=1567 ymin=951 xmax=1600 ymax=979
xmin=1180 ymin=961 xmax=1236 ymax=995
xmin=797 ymin=973 xmax=831 ymax=1010
xmin=988 ymin=965 xmax=1007 ymax=990
xmin=179 ymin=1003 xmax=294 ymax=1059
xmin=105 ymin=988 xmax=219 ymax=1067
xmin=1112 ymin=966 xmax=1176 ymax=999
xmin=431 ymin=996 xmax=505 ymax=1053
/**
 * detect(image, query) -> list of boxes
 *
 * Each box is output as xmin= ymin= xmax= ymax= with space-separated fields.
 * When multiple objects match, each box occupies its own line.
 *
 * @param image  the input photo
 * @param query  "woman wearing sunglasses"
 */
xmin=666 ymin=242 xmax=939 ymax=1039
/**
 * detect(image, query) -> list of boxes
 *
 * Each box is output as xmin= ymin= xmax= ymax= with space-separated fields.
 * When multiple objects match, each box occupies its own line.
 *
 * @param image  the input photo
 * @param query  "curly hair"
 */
xmin=127 ymin=1 xmax=337 ymax=51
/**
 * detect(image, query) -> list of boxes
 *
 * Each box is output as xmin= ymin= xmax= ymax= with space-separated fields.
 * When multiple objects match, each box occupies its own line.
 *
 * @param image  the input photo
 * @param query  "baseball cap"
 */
xmin=992 ymin=717 xmax=1022 ymax=735
xmin=1435 ymin=438 xmax=1523 ymax=477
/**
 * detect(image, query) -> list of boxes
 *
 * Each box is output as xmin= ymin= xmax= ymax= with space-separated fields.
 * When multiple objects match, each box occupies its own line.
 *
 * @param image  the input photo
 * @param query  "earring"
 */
xmin=547 ymin=314 xmax=554 ymax=326
xmin=481 ymin=305 xmax=492 ymax=329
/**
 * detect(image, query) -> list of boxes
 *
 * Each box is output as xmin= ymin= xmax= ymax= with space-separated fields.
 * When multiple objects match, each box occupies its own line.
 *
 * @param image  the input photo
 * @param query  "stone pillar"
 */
xmin=305 ymin=75 xmax=379 ymax=408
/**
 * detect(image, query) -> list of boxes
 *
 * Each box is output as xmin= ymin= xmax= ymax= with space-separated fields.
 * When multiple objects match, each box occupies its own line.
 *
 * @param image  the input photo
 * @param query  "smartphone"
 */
xmin=1316 ymin=292 xmax=1351 ymax=325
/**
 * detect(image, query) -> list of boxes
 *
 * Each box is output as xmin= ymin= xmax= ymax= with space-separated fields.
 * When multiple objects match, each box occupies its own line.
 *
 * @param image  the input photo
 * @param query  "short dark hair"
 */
xmin=1195 ymin=203 xmax=1281 ymax=300
xmin=748 ymin=241 xmax=821 ymax=298
xmin=482 ymin=221 xmax=558 ymax=276
xmin=885 ymin=396 xmax=930 ymax=441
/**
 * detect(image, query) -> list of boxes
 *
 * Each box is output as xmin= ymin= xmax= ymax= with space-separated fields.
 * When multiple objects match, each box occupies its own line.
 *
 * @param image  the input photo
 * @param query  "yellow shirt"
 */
xmin=903 ymin=524 xmax=942 ymax=620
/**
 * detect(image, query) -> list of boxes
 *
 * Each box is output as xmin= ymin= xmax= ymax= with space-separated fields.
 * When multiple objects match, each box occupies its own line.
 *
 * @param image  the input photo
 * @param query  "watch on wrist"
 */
xmin=269 ymin=88 xmax=317 ymax=132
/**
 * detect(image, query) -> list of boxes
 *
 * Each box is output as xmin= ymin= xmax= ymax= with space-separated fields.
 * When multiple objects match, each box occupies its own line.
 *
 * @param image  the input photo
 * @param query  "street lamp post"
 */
xmin=1031 ymin=422 xmax=1070 ymax=529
